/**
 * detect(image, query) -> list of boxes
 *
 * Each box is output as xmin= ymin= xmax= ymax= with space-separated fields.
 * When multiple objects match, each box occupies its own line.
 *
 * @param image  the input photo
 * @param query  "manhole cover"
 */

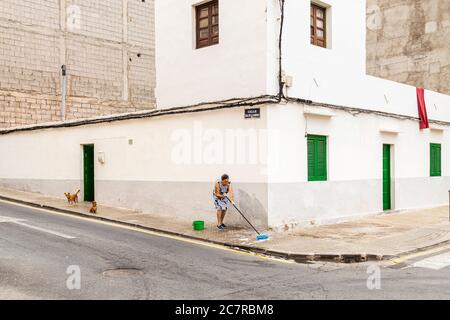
xmin=102 ymin=268 xmax=144 ymax=277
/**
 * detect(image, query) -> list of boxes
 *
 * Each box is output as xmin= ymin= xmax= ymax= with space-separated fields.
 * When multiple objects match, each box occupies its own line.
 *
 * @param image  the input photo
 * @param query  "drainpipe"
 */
xmin=61 ymin=64 xmax=67 ymax=121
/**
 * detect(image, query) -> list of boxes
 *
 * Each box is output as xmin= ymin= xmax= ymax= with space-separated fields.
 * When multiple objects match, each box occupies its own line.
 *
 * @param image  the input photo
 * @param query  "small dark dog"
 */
xmin=64 ymin=190 xmax=80 ymax=205
xmin=89 ymin=201 xmax=97 ymax=214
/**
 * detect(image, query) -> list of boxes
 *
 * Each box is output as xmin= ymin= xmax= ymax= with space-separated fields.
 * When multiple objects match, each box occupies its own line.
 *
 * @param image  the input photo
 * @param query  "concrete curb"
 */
xmin=0 ymin=194 xmax=440 ymax=264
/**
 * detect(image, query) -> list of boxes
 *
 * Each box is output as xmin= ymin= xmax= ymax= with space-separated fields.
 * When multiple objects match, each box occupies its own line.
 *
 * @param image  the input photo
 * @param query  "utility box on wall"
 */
xmin=98 ymin=151 xmax=105 ymax=164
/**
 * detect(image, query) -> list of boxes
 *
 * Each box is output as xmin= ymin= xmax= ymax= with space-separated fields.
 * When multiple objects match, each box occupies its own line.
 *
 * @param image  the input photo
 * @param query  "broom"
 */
xmin=226 ymin=196 xmax=269 ymax=240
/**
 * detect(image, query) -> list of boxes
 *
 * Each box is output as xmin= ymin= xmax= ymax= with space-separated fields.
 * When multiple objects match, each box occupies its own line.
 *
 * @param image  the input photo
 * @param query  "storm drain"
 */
xmin=102 ymin=268 xmax=144 ymax=277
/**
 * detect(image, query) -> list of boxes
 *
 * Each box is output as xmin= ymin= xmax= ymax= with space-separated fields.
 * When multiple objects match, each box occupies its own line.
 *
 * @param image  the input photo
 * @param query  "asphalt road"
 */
xmin=1 ymin=199 xmax=450 ymax=300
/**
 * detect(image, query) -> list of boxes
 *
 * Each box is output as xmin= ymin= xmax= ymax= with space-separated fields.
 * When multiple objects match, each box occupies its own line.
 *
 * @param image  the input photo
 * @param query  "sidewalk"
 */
xmin=1 ymin=187 xmax=449 ymax=263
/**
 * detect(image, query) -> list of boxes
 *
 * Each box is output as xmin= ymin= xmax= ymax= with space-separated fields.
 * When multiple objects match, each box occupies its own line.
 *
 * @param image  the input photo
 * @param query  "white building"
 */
xmin=0 ymin=0 xmax=449 ymax=230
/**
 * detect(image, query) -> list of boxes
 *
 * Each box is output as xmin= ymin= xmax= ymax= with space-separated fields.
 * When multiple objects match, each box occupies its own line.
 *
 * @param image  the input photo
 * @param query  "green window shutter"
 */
xmin=430 ymin=144 xmax=435 ymax=176
xmin=307 ymin=135 xmax=327 ymax=181
xmin=430 ymin=143 xmax=442 ymax=177
xmin=437 ymin=144 xmax=442 ymax=176
xmin=307 ymin=137 xmax=315 ymax=181
xmin=316 ymin=136 xmax=327 ymax=180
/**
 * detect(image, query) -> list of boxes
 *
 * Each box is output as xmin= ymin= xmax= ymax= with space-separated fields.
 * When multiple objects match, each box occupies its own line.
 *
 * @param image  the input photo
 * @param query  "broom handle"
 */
xmin=226 ymin=196 xmax=260 ymax=235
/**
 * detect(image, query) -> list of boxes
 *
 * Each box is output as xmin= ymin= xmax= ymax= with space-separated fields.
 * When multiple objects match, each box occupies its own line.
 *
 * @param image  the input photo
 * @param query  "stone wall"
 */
xmin=0 ymin=0 xmax=156 ymax=128
xmin=366 ymin=0 xmax=450 ymax=95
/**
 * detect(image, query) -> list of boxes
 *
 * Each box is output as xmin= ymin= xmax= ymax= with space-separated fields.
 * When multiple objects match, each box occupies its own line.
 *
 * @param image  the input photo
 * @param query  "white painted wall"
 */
xmin=155 ymin=0 xmax=269 ymax=108
xmin=267 ymin=102 xmax=450 ymax=228
xmin=1 ymin=111 xmax=271 ymax=183
xmin=0 ymin=108 xmax=270 ymax=226
xmin=264 ymin=0 xmax=450 ymax=228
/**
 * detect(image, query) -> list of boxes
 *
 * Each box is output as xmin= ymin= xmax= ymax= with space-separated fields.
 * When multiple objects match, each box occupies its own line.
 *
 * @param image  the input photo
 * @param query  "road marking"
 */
xmin=0 ymin=216 xmax=26 ymax=223
xmin=412 ymin=251 xmax=450 ymax=270
xmin=0 ymin=199 xmax=292 ymax=264
xmin=0 ymin=215 xmax=76 ymax=239
xmin=389 ymin=243 xmax=450 ymax=266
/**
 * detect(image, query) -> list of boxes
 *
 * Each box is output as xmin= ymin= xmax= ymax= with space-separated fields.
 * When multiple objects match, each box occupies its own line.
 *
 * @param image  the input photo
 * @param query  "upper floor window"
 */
xmin=310 ymin=3 xmax=326 ymax=48
xmin=196 ymin=1 xmax=219 ymax=49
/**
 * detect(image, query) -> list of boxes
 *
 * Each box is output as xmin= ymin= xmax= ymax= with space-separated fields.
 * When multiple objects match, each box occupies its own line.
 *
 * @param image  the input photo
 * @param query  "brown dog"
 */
xmin=64 ymin=189 xmax=80 ymax=205
xmin=89 ymin=201 xmax=97 ymax=214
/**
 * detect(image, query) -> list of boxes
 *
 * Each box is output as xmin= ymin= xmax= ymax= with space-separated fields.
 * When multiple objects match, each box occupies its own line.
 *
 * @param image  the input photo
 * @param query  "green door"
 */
xmin=83 ymin=145 xmax=95 ymax=201
xmin=382 ymin=144 xmax=391 ymax=211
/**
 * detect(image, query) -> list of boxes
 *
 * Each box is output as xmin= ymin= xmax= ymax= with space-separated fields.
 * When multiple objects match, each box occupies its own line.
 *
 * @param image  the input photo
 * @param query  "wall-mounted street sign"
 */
xmin=244 ymin=108 xmax=261 ymax=119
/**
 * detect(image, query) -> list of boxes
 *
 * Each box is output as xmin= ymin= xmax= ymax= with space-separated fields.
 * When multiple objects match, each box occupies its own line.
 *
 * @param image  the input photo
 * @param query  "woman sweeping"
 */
xmin=213 ymin=174 xmax=234 ymax=230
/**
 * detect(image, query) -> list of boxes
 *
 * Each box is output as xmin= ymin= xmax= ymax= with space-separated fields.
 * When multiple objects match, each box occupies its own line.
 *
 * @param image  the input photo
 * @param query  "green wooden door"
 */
xmin=382 ymin=144 xmax=391 ymax=211
xmin=83 ymin=145 xmax=95 ymax=201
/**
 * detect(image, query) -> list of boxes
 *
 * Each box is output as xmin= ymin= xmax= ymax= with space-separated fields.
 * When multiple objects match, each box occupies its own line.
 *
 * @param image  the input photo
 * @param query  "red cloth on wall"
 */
xmin=416 ymin=87 xmax=429 ymax=129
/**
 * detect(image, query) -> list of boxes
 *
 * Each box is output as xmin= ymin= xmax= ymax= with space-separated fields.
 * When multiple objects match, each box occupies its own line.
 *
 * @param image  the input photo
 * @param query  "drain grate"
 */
xmin=102 ymin=268 xmax=144 ymax=277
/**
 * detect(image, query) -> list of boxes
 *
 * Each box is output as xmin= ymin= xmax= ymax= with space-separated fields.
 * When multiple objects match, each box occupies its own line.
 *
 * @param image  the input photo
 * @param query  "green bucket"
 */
xmin=192 ymin=220 xmax=204 ymax=231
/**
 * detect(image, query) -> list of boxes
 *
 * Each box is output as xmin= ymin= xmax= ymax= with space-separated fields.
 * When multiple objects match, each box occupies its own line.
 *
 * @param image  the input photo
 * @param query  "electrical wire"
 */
xmin=286 ymin=96 xmax=450 ymax=126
